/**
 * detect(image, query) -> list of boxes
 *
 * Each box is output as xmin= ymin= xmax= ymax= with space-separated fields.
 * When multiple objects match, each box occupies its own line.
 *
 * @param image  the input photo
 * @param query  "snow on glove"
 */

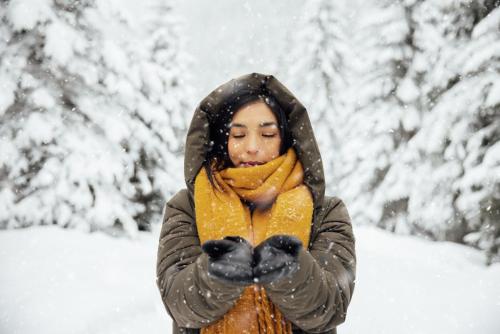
xmin=252 ymin=234 xmax=303 ymax=285
xmin=201 ymin=236 xmax=254 ymax=286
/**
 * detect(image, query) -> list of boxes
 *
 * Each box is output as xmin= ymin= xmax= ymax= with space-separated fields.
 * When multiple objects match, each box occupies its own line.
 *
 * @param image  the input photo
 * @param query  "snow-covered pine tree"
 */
xmin=129 ymin=1 xmax=195 ymax=231
xmin=336 ymin=0 xmax=418 ymax=227
xmin=277 ymin=0 xmax=355 ymax=195
xmin=381 ymin=0 xmax=500 ymax=263
xmin=0 ymin=0 xmax=191 ymax=237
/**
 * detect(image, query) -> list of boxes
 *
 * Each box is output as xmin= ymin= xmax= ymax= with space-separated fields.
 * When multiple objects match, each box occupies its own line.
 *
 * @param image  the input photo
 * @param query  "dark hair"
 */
xmin=203 ymin=92 xmax=293 ymax=188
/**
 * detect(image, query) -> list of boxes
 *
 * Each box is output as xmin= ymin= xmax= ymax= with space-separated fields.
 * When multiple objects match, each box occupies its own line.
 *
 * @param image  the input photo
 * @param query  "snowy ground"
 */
xmin=1 ymin=224 xmax=499 ymax=334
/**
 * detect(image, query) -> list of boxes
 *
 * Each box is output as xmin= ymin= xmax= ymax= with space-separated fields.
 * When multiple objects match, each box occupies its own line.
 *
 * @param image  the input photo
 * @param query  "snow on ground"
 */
xmin=1 ymin=224 xmax=499 ymax=334
xmin=0 ymin=224 xmax=171 ymax=334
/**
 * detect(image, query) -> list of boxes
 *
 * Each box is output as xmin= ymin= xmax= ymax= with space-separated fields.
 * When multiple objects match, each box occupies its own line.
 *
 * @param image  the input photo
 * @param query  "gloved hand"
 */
xmin=252 ymin=235 xmax=303 ymax=285
xmin=201 ymin=236 xmax=254 ymax=286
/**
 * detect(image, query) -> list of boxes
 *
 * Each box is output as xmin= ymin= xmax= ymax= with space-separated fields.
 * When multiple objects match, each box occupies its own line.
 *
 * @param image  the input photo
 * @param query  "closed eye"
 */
xmin=231 ymin=134 xmax=277 ymax=138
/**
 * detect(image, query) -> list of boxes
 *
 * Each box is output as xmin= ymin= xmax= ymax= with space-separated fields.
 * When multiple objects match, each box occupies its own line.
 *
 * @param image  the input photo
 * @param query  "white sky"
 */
xmin=172 ymin=0 xmax=303 ymax=102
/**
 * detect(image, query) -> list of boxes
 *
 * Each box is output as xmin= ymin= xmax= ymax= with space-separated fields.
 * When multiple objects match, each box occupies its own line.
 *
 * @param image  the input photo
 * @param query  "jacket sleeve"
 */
xmin=155 ymin=189 xmax=246 ymax=328
xmin=262 ymin=196 xmax=357 ymax=333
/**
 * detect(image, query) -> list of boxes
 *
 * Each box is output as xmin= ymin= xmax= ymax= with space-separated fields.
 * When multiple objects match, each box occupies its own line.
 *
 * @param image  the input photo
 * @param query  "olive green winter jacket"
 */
xmin=156 ymin=73 xmax=356 ymax=334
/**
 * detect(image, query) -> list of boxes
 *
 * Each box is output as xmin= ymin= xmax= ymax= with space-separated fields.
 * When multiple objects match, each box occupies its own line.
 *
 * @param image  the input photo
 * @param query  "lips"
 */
xmin=240 ymin=161 xmax=264 ymax=167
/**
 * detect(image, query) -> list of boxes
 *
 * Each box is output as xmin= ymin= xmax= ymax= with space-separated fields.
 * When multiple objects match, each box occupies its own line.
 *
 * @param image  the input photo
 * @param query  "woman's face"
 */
xmin=228 ymin=101 xmax=282 ymax=168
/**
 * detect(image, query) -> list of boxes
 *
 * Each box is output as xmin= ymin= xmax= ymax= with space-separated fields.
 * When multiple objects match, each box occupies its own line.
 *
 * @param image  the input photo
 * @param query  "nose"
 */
xmin=246 ymin=134 xmax=259 ymax=155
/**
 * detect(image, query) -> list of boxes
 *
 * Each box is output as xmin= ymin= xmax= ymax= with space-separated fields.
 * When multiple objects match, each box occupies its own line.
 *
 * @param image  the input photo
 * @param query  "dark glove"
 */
xmin=252 ymin=234 xmax=303 ymax=284
xmin=201 ymin=236 xmax=254 ymax=286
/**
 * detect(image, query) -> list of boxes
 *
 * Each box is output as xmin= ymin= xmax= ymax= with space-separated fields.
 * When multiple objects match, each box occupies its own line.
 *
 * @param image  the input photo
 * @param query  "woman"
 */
xmin=156 ymin=73 xmax=356 ymax=334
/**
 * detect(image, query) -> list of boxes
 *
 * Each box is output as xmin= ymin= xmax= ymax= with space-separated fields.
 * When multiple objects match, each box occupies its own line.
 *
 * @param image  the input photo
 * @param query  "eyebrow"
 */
xmin=229 ymin=122 xmax=278 ymax=128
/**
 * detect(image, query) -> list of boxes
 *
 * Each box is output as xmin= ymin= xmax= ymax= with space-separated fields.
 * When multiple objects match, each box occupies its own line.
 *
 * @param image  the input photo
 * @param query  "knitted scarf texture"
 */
xmin=194 ymin=147 xmax=314 ymax=334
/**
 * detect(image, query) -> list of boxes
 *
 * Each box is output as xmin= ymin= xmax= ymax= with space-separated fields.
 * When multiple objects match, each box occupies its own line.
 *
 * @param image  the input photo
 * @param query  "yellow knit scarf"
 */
xmin=194 ymin=147 xmax=314 ymax=334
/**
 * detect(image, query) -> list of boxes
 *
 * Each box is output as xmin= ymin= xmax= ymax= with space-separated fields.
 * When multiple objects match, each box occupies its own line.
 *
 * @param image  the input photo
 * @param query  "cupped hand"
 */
xmin=201 ymin=236 xmax=254 ymax=286
xmin=252 ymin=235 xmax=303 ymax=284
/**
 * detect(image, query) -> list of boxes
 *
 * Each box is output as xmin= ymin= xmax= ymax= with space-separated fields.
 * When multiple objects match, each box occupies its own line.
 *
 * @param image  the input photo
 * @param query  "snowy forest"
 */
xmin=1 ymin=0 xmax=499 ymax=333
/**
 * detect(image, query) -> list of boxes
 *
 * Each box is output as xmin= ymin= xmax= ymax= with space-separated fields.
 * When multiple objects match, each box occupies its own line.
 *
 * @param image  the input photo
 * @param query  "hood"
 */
xmin=183 ymin=72 xmax=325 ymax=211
